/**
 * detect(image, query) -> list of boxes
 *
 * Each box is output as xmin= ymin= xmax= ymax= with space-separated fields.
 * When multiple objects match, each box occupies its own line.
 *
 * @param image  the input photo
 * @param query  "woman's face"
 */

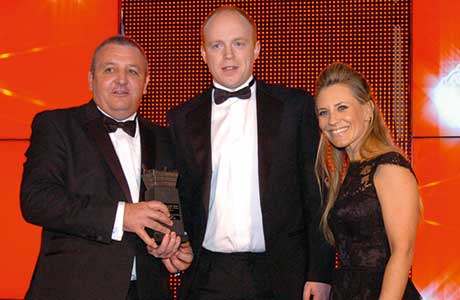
xmin=316 ymin=83 xmax=373 ymax=160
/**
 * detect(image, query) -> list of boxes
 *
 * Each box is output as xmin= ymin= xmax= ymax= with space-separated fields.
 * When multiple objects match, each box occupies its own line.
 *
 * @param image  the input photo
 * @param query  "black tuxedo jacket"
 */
xmin=20 ymin=101 xmax=174 ymax=300
xmin=168 ymin=80 xmax=334 ymax=300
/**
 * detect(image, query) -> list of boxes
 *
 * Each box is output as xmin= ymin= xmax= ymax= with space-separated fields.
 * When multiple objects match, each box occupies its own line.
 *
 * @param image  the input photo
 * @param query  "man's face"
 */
xmin=201 ymin=11 xmax=260 ymax=89
xmin=89 ymin=44 xmax=148 ymax=120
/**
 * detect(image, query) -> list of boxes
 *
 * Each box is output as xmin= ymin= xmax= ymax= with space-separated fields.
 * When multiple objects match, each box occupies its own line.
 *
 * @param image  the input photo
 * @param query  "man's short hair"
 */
xmin=90 ymin=35 xmax=148 ymax=74
xmin=201 ymin=6 xmax=257 ymax=45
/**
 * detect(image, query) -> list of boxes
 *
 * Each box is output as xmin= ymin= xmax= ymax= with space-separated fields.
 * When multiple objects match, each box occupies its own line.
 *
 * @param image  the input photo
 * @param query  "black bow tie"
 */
xmin=213 ymin=78 xmax=255 ymax=105
xmin=103 ymin=115 xmax=137 ymax=137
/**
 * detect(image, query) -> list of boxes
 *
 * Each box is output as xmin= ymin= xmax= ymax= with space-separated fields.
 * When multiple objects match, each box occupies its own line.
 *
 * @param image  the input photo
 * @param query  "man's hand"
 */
xmin=147 ymin=232 xmax=181 ymax=258
xmin=303 ymin=281 xmax=331 ymax=300
xmin=161 ymin=242 xmax=194 ymax=273
xmin=123 ymin=201 xmax=173 ymax=247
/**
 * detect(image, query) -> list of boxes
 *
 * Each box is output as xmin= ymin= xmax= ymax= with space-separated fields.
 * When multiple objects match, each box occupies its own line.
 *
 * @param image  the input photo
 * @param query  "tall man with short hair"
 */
xmin=168 ymin=6 xmax=333 ymax=300
xmin=21 ymin=35 xmax=192 ymax=300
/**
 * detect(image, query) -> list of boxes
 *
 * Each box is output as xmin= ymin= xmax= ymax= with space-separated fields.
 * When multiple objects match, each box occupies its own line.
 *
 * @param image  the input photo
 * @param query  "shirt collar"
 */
xmin=97 ymin=106 xmax=137 ymax=122
xmin=212 ymin=76 xmax=254 ymax=92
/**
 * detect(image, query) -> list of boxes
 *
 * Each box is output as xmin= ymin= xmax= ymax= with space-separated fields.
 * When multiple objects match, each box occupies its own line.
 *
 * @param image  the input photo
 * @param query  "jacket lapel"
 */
xmin=256 ymin=82 xmax=283 ymax=210
xmin=138 ymin=117 xmax=156 ymax=201
xmin=82 ymin=101 xmax=133 ymax=203
xmin=186 ymin=90 xmax=212 ymax=217
xmin=139 ymin=118 xmax=156 ymax=170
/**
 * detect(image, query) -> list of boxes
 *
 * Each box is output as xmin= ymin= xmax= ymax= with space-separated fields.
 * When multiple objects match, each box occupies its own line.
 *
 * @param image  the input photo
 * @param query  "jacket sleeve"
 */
xmin=167 ymin=109 xmax=197 ymax=251
xmin=20 ymin=112 xmax=117 ymax=243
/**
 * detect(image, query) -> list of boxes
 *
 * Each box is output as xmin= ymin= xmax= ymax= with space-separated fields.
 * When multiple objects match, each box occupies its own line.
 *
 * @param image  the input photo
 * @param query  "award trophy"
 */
xmin=141 ymin=168 xmax=188 ymax=243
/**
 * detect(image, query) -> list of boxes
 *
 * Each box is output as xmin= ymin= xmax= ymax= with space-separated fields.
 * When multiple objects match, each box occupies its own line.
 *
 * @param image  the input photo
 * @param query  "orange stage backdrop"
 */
xmin=412 ymin=0 xmax=460 ymax=299
xmin=0 ymin=1 xmax=118 ymax=298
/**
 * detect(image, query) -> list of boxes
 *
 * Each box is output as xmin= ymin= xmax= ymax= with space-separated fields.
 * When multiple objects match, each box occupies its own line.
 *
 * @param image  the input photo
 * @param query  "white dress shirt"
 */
xmin=98 ymin=107 xmax=141 ymax=281
xmin=203 ymin=76 xmax=266 ymax=253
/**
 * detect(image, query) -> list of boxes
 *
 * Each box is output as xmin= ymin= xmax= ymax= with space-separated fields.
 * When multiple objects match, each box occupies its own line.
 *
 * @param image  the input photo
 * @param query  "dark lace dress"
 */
xmin=329 ymin=152 xmax=422 ymax=300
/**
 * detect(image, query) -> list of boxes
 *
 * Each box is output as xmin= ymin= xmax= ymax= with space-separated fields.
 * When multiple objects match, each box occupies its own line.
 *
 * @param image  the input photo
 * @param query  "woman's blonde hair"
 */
xmin=314 ymin=62 xmax=396 ymax=244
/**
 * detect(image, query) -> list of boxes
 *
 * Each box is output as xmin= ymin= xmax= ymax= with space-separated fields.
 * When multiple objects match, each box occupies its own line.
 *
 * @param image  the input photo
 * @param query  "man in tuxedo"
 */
xmin=168 ymin=6 xmax=334 ymax=300
xmin=20 ymin=35 xmax=192 ymax=300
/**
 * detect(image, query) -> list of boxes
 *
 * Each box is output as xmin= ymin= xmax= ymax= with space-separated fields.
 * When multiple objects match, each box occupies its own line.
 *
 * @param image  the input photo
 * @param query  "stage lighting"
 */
xmin=431 ymin=63 xmax=460 ymax=130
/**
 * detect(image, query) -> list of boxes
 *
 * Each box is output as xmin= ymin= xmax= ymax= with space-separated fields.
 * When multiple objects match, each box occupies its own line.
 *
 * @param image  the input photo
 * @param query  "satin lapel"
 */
xmin=83 ymin=102 xmax=133 ymax=203
xmin=138 ymin=118 xmax=155 ymax=201
xmin=186 ymin=92 xmax=212 ymax=217
xmin=256 ymin=85 xmax=283 ymax=207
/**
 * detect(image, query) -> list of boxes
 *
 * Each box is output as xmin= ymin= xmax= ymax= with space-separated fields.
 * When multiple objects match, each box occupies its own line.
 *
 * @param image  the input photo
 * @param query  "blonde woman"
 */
xmin=314 ymin=62 xmax=422 ymax=300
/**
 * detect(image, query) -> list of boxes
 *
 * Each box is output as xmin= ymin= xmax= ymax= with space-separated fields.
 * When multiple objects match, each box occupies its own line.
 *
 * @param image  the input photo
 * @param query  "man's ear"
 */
xmin=88 ymin=71 xmax=94 ymax=92
xmin=254 ymin=40 xmax=261 ymax=61
xmin=143 ymin=75 xmax=150 ymax=94
xmin=200 ymin=45 xmax=207 ymax=64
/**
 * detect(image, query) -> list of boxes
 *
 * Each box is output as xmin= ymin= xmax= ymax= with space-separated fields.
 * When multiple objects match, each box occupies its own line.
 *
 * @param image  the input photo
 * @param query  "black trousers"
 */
xmin=187 ymin=248 xmax=275 ymax=300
